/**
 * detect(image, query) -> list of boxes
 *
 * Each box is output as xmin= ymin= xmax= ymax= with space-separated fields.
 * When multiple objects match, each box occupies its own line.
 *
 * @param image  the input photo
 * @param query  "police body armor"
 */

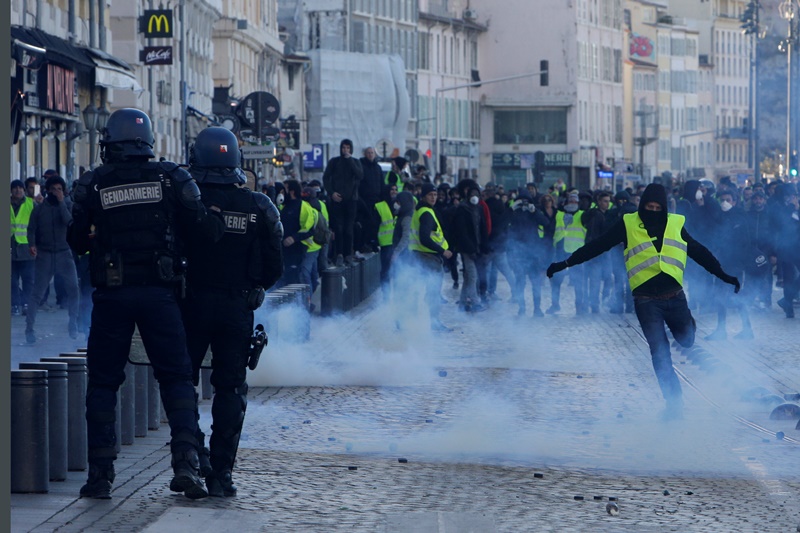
xmin=86 ymin=162 xmax=185 ymax=288
xmin=188 ymin=186 xmax=263 ymax=291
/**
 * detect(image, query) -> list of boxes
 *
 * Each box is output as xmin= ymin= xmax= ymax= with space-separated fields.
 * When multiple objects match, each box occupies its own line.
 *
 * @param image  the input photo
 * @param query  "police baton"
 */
xmin=247 ymin=324 xmax=268 ymax=371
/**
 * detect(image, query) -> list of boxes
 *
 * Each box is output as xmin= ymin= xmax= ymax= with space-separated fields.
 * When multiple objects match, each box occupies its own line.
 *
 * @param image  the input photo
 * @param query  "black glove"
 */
xmin=722 ymin=274 xmax=741 ymax=293
xmin=546 ymin=261 xmax=568 ymax=278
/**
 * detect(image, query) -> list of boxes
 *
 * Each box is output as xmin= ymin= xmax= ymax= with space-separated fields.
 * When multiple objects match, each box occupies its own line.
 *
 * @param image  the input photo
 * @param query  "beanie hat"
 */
xmin=420 ymin=182 xmax=436 ymax=196
xmin=44 ymin=175 xmax=66 ymax=191
xmin=10 ymin=179 xmax=25 ymax=191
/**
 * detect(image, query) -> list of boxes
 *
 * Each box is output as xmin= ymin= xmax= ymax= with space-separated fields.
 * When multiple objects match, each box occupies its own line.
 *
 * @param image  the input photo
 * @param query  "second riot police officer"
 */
xmin=69 ymin=108 xmax=225 ymax=499
xmin=183 ymin=127 xmax=284 ymax=497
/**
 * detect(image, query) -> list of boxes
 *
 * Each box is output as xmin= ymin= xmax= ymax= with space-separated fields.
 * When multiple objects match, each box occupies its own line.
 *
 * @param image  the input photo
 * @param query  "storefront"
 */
xmin=491 ymin=151 xmax=573 ymax=191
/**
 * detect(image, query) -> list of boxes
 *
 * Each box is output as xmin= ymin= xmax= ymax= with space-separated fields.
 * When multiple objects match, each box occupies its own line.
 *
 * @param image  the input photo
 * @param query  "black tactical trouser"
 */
xmin=184 ymin=288 xmax=253 ymax=474
xmin=85 ymin=286 xmax=199 ymax=465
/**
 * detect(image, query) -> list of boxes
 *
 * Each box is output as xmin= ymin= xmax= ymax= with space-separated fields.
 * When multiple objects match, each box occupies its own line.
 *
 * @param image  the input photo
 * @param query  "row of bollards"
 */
xmin=320 ymin=252 xmax=381 ymax=316
xmin=263 ymin=283 xmax=312 ymax=343
xmin=11 ymin=350 xmax=165 ymax=493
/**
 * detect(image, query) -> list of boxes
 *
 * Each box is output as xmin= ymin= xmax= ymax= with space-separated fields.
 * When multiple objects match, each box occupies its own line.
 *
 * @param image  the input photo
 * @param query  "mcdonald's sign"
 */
xmin=140 ymin=10 xmax=173 ymax=38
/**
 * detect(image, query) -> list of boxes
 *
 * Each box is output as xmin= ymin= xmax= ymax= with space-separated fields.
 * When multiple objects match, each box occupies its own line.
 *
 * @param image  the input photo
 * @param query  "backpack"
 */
xmin=312 ymin=208 xmax=330 ymax=245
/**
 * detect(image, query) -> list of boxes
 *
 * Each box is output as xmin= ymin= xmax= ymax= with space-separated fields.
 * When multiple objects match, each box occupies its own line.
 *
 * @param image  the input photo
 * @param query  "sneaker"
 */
xmin=80 ymin=464 xmax=115 ymax=499
xmin=452 ymin=282 xmax=459 ymax=290
xmin=545 ymin=305 xmax=560 ymax=315
xmin=206 ymin=469 xmax=237 ymax=497
xmin=469 ymin=303 xmax=487 ymax=313
xmin=169 ymin=450 xmax=208 ymax=500
xmin=734 ymin=329 xmax=754 ymax=340
xmin=21 ymin=305 xmax=28 ymax=316
xmin=25 ymin=331 xmax=36 ymax=344
xmin=777 ymin=298 xmax=795 ymax=318
xmin=11 ymin=306 xmax=20 ymax=316
xmin=533 ymin=308 xmax=544 ymax=318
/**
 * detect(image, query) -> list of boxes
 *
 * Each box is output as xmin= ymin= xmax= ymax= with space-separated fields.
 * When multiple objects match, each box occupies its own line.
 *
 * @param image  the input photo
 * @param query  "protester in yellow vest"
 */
xmin=10 ymin=179 xmax=35 ymax=315
xmin=546 ymin=184 xmax=740 ymax=421
xmin=385 ymin=156 xmax=407 ymax=192
xmin=408 ymin=182 xmax=453 ymax=332
xmin=374 ymin=184 xmax=398 ymax=300
xmin=548 ymin=192 xmax=589 ymax=314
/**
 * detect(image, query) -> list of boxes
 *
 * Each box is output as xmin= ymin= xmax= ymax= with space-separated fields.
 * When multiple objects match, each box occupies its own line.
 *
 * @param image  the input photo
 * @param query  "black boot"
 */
xmin=80 ymin=463 xmax=115 ymax=499
xmin=169 ymin=450 xmax=208 ymax=500
xmin=206 ymin=469 xmax=237 ymax=497
xmin=198 ymin=447 xmax=213 ymax=478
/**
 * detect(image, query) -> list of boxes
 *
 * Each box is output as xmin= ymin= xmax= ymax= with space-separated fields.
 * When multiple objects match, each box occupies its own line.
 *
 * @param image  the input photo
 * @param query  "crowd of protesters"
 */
xmin=13 ymin=153 xmax=800 ymax=339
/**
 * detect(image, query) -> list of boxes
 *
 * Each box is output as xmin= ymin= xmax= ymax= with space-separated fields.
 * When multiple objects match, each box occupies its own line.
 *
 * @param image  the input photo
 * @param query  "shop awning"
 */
xmin=83 ymin=48 xmax=143 ymax=93
xmin=11 ymin=25 xmax=95 ymax=72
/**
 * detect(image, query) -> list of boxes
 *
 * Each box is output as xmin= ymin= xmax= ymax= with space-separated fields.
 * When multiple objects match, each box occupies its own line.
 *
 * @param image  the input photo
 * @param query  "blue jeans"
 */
xmin=300 ymin=249 xmax=320 ymax=294
xmin=633 ymin=291 xmax=695 ymax=407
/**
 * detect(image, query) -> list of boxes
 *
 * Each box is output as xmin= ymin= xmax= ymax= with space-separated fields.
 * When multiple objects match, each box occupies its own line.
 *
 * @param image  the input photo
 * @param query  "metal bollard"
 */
xmin=119 ymin=364 xmax=135 ymax=445
xmin=201 ymin=368 xmax=213 ymax=400
xmin=19 ymin=362 xmax=68 ymax=481
xmin=11 ymin=370 xmax=50 ymax=493
xmin=134 ymin=365 xmax=149 ymax=437
xmin=264 ymin=293 xmax=283 ymax=340
xmin=320 ymin=266 xmax=345 ymax=316
xmin=42 ymin=356 xmax=87 ymax=471
xmin=115 ymin=392 xmax=122 ymax=453
xmin=147 ymin=366 xmax=161 ymax=430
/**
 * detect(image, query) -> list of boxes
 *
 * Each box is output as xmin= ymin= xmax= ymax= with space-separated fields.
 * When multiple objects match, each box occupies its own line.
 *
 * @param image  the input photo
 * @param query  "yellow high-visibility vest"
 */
xmin=10 ymin=197 xmax=34 ymax=244
xmin=553 ymin=210 xmax=586 ymax=253
xmin=409 ymin=206 xmax=448 ymax=253
xmin=384 ymin=172 xmax=405 ymax=192
xmin=374 ymin=201 xmax=395 ymax=247
xmin=300 ymin=200 xmax=320 ymax=252
xmin=623 ymin=212 xmax=687 ymax=290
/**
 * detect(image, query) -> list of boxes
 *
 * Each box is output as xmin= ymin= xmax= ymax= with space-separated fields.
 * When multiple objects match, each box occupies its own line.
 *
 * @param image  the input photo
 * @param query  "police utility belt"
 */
xmin=100 ymin=253 xmax=186 ymax=289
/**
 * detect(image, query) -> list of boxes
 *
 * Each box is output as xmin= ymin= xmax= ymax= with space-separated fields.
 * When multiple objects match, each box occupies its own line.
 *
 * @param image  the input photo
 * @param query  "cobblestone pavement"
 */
xmin=10 ymin=275 xmax=800 ymax=532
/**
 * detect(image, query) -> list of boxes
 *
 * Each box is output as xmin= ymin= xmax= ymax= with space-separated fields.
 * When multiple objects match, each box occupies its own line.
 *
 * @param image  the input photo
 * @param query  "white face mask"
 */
xmin=469 ymin=196 xmax=480 ymax=205
xmin=564 ymin=203 xmax=578 ymax=213
xmin=695 ymin=190 xmax=704 ymax=201
xmin=511 ymin=193 xmax=517 ymax=200
xmin=277 ymin=193 xmax=285 ymax=205
xmin=720 ymin=200 xmax=733 ymax=212
xmin=393 ymin=202 xmax=400 ymax=213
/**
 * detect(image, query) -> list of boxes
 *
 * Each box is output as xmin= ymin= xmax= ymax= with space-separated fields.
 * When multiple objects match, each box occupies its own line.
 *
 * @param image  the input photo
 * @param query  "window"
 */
xmin=602 ymin=47 xmax=612 ymax=81
xmin=613 ymin=49 xmax=622 ymax=82
xmin=493 ymin=109 xmax=568 ymax=144
xmin=592 ymin=44 xmax=599 ymax=79
xmin=614 ymin=105 xmax=623 ymax=143
xmin=419 ymin=32 xmax=430 ymax=70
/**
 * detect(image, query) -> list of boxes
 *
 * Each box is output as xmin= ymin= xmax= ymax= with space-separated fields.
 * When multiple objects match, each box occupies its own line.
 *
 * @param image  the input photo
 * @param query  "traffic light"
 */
xmin=790 ymin=152 xmax=798 ymax=177
xmin=540 ymin=60 xmax=549 ymax=87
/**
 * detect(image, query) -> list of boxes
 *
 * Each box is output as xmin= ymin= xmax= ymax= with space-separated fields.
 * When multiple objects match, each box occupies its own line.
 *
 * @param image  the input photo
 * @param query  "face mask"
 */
xmin=695 ymin=190 xmax=704 ymax=201
xmin=640 ymin=209 xmax=667 ymax=227
xmin=720 ymin=200 xmax=733 ymax=212
xmin=511 ymin=193 xmax=517 ymax=200
xmin=277 ymin=193 xmax=285 ymax=205
xmin=564 ymin=203 xmax=578 ymax=213
xmin=46 ymin=194 xmax=59 ymax=205
xmin=469 ymin=196 xmax=480 ymax=205
xmin=393 ymin=202 xmax=400 ymax=213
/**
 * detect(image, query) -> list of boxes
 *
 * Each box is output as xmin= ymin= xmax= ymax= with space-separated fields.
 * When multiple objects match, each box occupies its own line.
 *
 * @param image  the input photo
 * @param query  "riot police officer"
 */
xmin=69 ymin=108 xmax=224 ymax=500
xmin=184 ymin=127 xmax=284 ymax=497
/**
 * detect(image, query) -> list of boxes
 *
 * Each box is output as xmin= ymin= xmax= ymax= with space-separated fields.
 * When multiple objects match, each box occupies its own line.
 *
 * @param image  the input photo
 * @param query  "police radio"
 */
xmin=247 ymin=324 xmax=268 ymax=371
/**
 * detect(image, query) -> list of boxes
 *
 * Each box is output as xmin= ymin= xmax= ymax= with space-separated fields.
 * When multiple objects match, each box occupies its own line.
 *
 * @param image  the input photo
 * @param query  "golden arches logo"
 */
xmin=147 ymin=14 xmax=170 ymax=34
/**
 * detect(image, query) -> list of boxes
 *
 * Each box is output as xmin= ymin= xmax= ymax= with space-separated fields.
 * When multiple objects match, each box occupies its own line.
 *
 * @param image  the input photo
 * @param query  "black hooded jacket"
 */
xmin=564 ymin=183 xmax=729 ymax=297
xmin=323 ymin=139 xmax=363 ymax=201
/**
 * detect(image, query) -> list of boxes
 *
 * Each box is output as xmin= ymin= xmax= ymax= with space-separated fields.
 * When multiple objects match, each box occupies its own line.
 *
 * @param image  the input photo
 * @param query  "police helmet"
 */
xmin=188 ymin=127 xmax=246 ymax=185
xmin=100 ymin=108 xmax=155 ymax=160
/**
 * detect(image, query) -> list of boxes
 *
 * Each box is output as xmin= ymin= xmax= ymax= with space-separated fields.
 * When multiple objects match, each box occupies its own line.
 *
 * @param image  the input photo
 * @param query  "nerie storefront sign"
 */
xmin=101 ymin=183 xmax=163 ymax=210
xmin=222 ymin=211 xmax=255 ymax=234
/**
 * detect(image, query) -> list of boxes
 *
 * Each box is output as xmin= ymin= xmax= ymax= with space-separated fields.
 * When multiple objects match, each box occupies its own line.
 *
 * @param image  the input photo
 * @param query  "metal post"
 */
xmin=19 ymin=362 xmax=68 ymax=481
xmin=42 ymin=356 xmax=87 ymax=471
xmin=134 ymin=365 xmax=149 ymax=437
xmin=180 ymin=0 xmax=188 ymax=163
xmin=10 ymin=370 xmax=49 ymax=493
xmin=147 ymin=366 xmax=161 ymax=430
xmin=120 ymin=364 xmax=135 ymax=445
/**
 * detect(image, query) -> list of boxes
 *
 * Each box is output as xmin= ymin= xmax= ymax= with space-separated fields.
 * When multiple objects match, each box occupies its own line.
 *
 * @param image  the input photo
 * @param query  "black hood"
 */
xmin=683 ymin=180 xmax=701 ymax=202
xmin=339 ymin=138 xmax=353 ymax=156
xmin=638 ymin=183 xmax=669 ymax=229
xmin=380 ymin=183 xmax=395 ymax=204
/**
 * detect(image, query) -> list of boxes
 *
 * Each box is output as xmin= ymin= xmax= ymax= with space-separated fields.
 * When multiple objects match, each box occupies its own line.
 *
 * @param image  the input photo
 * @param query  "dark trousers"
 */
xmin=633 ymin=291 xmax=695 ymax=408
xmin=11 ymin=259 xmax=34 ymax=308
xmin=85 ymin=286 xmax=199 ymax=461
xmin=184 ymin=288 xmax=253 ymax=473
xmin=329 ymin=198 xmax=357 ymax=259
